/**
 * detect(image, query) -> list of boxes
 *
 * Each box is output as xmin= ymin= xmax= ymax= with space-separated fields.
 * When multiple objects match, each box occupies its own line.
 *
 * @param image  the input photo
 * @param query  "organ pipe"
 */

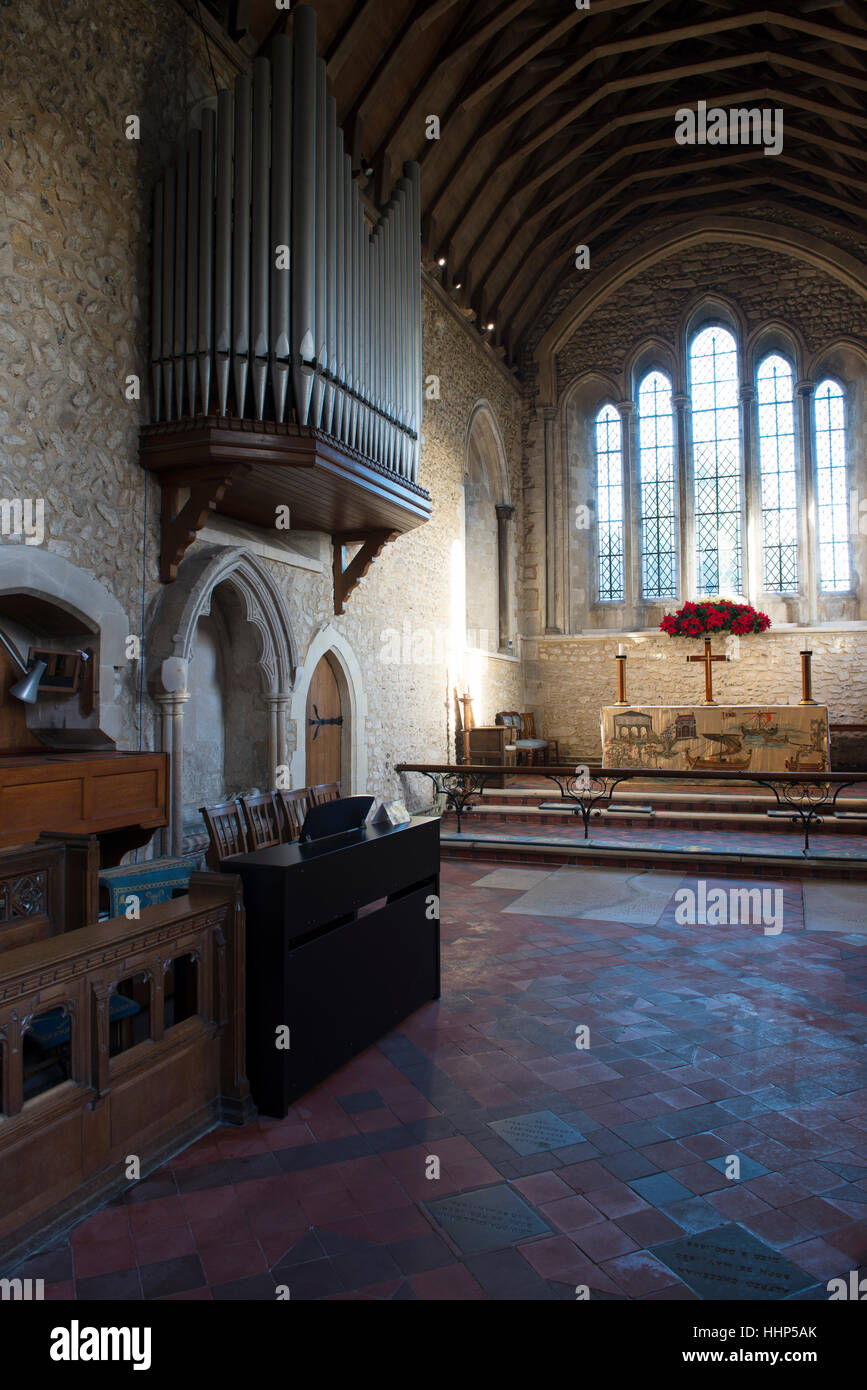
xmin=148 ymin=3 xmax=421 ymax=482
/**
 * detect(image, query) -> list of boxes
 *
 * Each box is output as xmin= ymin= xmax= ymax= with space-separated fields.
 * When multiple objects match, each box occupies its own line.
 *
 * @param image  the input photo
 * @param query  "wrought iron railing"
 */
xmin=394 ymin=763 xmax=867 ymax=856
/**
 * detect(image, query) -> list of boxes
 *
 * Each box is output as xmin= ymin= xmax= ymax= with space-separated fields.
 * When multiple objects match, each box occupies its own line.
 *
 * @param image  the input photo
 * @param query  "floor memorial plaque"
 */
xmin=425 ymin=1184 xmax=551 ymax=1254
xmin=651 ymin=1223 xmax=817 ymax=1300
xmin=488 ymin=1109 xmax=585 ymax=1156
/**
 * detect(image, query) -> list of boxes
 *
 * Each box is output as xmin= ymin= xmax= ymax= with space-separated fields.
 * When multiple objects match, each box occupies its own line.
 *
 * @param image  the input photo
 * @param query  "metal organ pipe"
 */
xmin=161 ymin=165 xmax=175 ymax=421
xmin=232 ymin=74 xmax=252 ymax=420
xmin=333 ymin=123 xmax=346 ymax=445
xmin=325 ymin=92 xmax=338 ymax=438
xmin=185 ymin=129 xmax=200 ymax=419
xmin=151 ymin=180 xmax=163 ymax=421
xmin=292 ymin=4 xmax=317 ymax=426
xmin=312 ymin=58 xmax=328 ymax=431
xmin=251 ymin=57 xmax=271 ymax=422
xmin=270 ymin=34 xmax=292 ymax=424
xmin=173 ymin=143 xmax=187 ymax=421
xmin=214 ymin=87 xmax=234 ymax=419
xmin=197 ymin=107 xmax=215 ymax=417
xmin=148 ymin=5 xmax=422 ymax=482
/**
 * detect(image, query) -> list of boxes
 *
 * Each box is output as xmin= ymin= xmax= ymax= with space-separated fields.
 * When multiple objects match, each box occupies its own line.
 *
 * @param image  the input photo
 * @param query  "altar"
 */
xmin=601 ymin=704 xmax=830 ymax=773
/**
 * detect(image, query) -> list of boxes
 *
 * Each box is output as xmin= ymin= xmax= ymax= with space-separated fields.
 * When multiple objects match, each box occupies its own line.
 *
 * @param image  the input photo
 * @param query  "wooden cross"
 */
xmin=686 ymin=636 xmax=730 ymax=705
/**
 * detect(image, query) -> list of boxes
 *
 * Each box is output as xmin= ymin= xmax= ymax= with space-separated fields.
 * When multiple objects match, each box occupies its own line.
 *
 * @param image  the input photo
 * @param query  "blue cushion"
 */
xmin=99 ymin=857 xmax=197 ymax=917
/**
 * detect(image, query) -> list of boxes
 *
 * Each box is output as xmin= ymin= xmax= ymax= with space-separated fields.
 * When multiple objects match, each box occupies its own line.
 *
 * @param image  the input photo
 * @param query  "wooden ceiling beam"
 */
xmin=479 ymin=9 xmax=867 ymax=149
xmin=456 ymin=59 xmax=867 ymax=276
xmin=371 ymin=0 xmax=536 ymax=178
xmin=439 ymin=46 xmax=865 ymax=258
xmin=461 ymin=0 xmax=652 ymax=110
xmin=342 ymin=0 xmax=464 ymax=138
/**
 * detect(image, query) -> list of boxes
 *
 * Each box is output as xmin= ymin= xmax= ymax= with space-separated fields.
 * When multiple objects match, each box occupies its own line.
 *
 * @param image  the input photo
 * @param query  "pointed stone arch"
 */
xmin=147 ymin=544 xmax=298 ymax=853
xmin=465 ymin=401 xmax=515 ymax=654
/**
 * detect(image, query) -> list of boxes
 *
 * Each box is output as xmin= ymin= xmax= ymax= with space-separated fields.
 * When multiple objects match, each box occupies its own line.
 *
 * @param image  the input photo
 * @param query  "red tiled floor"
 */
xmin=12 ymin=858 xmax=867 ymax=1302
xmin=512 ymin=1171 xmax=576 ymax=1205
xmin=409 ymin=1264 xmax=485 ymax=1299
xmin=540 ymin=1195 xmax=606 ymax=1233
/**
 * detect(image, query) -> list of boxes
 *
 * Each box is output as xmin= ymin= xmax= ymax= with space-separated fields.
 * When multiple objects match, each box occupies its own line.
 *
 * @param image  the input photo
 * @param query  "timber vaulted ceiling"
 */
xmin=192 ymin=0 xmax=867 ymax=363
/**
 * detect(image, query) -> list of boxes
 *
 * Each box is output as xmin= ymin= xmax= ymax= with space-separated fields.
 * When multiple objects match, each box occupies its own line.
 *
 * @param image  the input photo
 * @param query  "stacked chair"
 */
xmin=200 ymin=781 xmax=341 ymax=870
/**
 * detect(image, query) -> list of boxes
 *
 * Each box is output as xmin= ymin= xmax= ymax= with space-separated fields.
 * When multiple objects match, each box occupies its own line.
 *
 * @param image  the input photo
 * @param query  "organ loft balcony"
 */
xmin=139 ymin=8 xmax=431 ymax=611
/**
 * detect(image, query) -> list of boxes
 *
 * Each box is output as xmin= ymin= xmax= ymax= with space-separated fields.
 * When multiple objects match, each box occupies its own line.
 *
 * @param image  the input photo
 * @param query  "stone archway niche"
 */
xmin=0 ymin=548 xmax=128 ymax=744
xmin=148 ymin=544 xmax=298 ymax=855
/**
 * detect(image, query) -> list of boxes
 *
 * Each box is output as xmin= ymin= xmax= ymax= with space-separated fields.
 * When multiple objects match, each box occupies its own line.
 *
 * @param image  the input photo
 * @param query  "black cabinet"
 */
xmin=223 ymin=817 xmax=440 ymax=1116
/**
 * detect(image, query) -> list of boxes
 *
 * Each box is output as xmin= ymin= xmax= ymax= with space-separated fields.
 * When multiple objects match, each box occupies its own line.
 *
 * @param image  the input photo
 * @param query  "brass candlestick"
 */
xmin=615 ymin=653 xmax=627 ymax=704
xmin=800 ymin=649 xmax=816 ymax=705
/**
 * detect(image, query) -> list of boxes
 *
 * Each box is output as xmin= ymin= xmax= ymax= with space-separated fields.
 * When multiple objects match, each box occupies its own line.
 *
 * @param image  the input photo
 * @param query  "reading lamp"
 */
xmin=0 ymin=627 xmax=47 ymax=704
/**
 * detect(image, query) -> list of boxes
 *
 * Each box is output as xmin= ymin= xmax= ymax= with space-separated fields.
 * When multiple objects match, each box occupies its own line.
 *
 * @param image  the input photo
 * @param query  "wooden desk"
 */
xmin=0 ymin=751 xmax=168 ymax=861
xmin=224 ymin=817 xmax=440 ymax=1116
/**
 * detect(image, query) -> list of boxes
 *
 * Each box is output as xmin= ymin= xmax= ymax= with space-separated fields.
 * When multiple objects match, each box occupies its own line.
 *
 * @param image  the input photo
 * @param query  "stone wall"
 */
xmin=527 ymin=628 xmax=867 ymax=763
xmin=555 ymin=240 xmax=867 ymax=396
xmin=0 ymin=0 xmax=524 ymax=811
xmin=0 ymin=0 xmax=239 ymax=752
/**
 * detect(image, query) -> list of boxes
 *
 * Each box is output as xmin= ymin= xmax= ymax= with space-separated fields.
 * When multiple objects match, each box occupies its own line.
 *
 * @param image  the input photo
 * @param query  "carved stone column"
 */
xmin=265 ymin=692 xmax=292 ymax=781
xmin=796 ymin=379 xmax=817 ymax=624
xmin=495 ymin=503 xmax=515 ymax=652
xmin=740 ymin=382 xmax=757 ymax=602
xmin=543 ymin=406 xmax=564 ymax=633
xmin=156 ymin=691 xmax=190 ymax=857
xmin=616 ymin=399 xmax=636 ymax=612
xmin=672 ymin=392 xmax=691 ymax=600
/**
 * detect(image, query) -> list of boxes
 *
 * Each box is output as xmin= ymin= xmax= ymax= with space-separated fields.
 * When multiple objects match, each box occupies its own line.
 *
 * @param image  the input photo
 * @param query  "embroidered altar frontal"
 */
xmin=601 ymin=705 xmax=830 ymax=773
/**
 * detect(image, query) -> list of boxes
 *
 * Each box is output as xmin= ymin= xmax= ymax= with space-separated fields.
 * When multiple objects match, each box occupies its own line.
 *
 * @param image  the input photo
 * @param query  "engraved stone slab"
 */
xmin=488 ymin=1109 xmax=585 ymax=1156
xmin=472 ymin=868 xmax=557 ymax=890
xmin=803 ymin=882 xmax=867 ymax=933
xmin=503 ymin=867 xmax=681 ymax=925
xmin=651 ymin=1223 xmax=815 ymax=1301
xmin=425 ymin=1184 xmax=550 ymax=1254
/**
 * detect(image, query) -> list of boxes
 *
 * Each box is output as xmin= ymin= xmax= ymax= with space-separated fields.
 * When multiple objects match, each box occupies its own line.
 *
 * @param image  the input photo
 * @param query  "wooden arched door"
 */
xmin=305 ymin=655 xmax=343 ymax=788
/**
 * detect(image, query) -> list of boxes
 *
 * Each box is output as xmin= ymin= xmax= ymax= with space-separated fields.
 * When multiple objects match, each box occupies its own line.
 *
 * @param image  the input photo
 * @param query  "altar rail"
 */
xmin=395 ymin=763 xmax=867 ymax=855
xmin=0 ymin=872 xmax=251 ymax=1270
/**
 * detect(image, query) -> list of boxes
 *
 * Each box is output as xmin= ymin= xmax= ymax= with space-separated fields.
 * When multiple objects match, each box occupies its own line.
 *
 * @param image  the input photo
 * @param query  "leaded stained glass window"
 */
xmin=814 ymin=378 xmax=851 ymax=592
xmin=638 ymin=370 xmax=678 ymax=599
xmin=595 ymin=403 xmax=624 ymax=601
xmin=757 ymin=354 xmax=798 ymax=592
xmin=689 ymin=325 xmax=743 ymax=595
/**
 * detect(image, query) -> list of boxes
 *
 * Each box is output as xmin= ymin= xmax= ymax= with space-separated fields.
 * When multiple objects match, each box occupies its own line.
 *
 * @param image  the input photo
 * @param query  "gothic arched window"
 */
xmin=638 ymin=370 xmax=677 ymax=599
xmin=595 ymin=403 xmax=624 ymax=601
xmin=689 ymin=325 xmax=743 ymax=594
xmin=814 ymin=378 xmax=850 ymax=592
xmin=756 ymin=354 xmax=798 ymax=593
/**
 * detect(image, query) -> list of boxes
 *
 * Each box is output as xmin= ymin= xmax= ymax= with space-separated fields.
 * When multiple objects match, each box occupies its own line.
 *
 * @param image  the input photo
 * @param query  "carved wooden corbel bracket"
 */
xmin=332 ymin=530 xmax=397 ymax=615
xmin=160 ymin=475 xmax=234 ymax=583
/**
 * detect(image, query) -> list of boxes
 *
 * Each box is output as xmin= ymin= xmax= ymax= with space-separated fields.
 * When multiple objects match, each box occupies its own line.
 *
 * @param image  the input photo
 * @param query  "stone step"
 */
xmin=441 ymin=802 xmax=865 ymax=834
xmin=438 ymin=831 xmax=867 ymax=880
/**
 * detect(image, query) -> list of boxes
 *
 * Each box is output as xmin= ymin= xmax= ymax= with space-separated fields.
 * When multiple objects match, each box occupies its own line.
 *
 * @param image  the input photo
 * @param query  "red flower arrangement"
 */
xmin=659 ymin=599 xmax=771 ymax=638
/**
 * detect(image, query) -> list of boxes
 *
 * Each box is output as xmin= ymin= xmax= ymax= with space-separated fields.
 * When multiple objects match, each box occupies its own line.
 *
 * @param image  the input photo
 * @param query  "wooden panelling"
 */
xmin=0 ymin=752 xmax=168 ymax=851
xmin=0 ymin=872 xmax=252 ymax=1268
xmin=0 ymin=648 xmax=40 ymax=753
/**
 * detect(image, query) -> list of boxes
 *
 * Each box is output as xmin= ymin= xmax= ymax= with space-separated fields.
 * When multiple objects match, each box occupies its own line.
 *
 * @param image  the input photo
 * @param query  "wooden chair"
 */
xmin=309 ymin=781 xmax=341 ymax=806
xmin=240 ymin=792 xmax=282 ymax=850
xmin=200 ymin=800 xmax=248 ymax=870
xmin=519 ymin=712 xmax=559 ymax=765
xmin=496 ymin=710 xmax=553 ymax=766
xmin=276 ymin=787 xmax=310 ymax=842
